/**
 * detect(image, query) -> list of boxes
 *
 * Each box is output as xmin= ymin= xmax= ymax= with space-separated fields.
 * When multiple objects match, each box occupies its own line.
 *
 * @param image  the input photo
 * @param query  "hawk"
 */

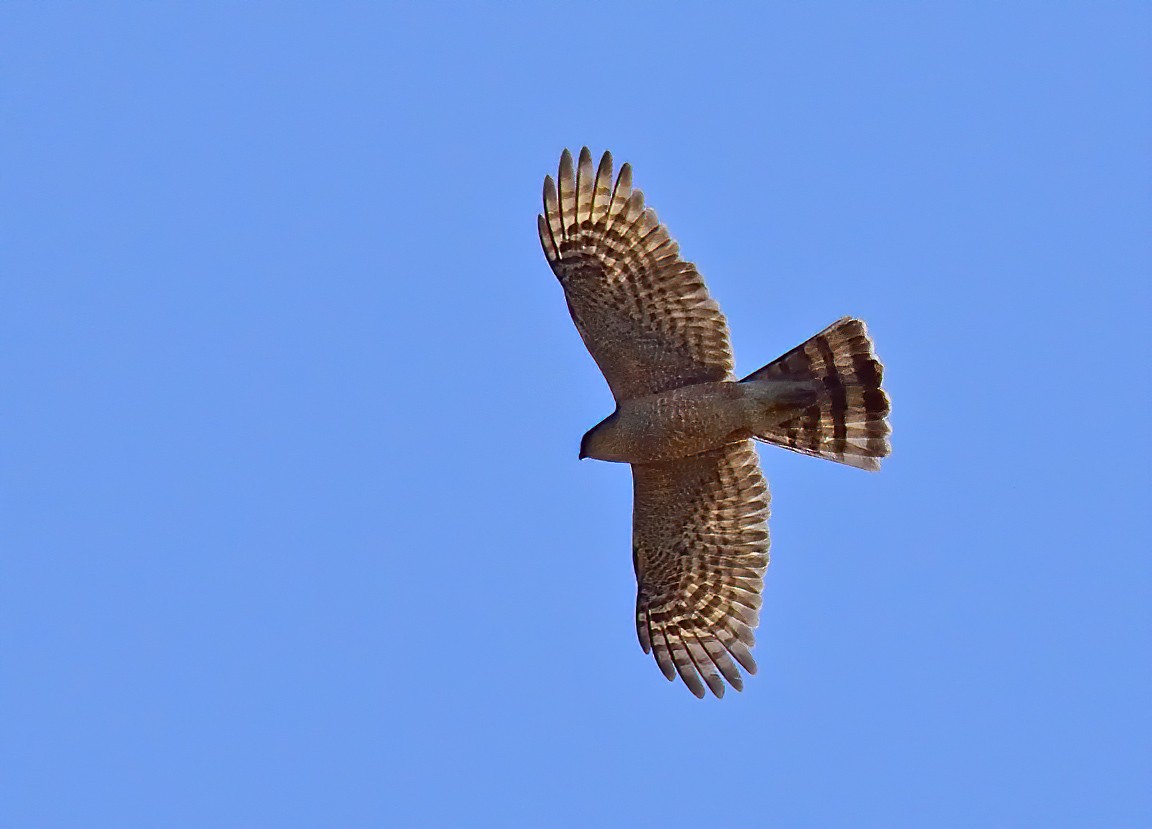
xmin=538 ymin=148 xmax=891 ymax=698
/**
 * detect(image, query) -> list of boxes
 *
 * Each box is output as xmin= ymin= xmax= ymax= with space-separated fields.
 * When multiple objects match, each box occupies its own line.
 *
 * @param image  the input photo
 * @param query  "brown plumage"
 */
xmin=539 ymin=148 xmax=891 ymax=698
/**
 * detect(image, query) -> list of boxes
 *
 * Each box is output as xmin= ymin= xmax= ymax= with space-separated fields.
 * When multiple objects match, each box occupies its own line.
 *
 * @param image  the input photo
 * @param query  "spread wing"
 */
xmin=538 ymin=147 xmax=734 ymax=401
xmin=631 ymin=440 xmax=770 ymax=698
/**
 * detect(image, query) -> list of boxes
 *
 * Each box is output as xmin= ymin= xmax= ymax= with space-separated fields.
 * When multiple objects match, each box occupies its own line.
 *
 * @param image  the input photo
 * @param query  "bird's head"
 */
xmin=578 ymin=429 xmax=593 ymax=460
xmin=579 ymin=411 xmax=626 ymax=462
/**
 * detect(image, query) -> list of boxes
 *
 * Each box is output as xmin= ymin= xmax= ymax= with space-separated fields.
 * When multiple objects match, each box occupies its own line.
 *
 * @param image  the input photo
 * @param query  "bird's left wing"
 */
xmin=538 ymin=148 xmax=734 ymax=401
xmin=631 ymin=440 xmax=770 ymax=698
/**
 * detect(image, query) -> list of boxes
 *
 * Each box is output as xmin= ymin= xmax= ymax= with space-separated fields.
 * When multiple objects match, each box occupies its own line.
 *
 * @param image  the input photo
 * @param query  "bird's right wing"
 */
xmin=538 ymin=148 xmax=734 ymax=401
xmin=631 ymin=440 xmax=770 ymax=698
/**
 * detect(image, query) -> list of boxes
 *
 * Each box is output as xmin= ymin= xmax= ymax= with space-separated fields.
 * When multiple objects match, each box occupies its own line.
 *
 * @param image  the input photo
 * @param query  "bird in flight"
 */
xmin=538 ymin=148 xmax=891 ymax=698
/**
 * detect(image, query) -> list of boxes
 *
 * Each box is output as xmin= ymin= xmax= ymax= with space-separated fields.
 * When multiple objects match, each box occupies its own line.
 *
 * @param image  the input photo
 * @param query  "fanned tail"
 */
xmin=741 ymin=317 xmax=891 ymax=471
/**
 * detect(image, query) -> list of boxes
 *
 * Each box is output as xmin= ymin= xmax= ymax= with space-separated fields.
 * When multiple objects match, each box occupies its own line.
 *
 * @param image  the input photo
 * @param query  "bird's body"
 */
xmin=538 ymin=148 xmax=891 ymax=698
xmin=582 ymin=381 xmax=746 ymax=464
xmin=582 ymin=379 xmax=819 ymax=465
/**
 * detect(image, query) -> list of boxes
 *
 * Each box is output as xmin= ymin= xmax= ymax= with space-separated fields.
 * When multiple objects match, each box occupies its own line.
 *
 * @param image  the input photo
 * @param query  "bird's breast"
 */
xmin=612 ymin=382 xmax=750 ymax=463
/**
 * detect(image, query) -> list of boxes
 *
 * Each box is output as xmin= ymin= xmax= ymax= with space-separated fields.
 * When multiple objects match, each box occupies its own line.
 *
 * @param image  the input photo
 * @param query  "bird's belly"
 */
xmin=616 ymin=382 xmax=749 ymax=463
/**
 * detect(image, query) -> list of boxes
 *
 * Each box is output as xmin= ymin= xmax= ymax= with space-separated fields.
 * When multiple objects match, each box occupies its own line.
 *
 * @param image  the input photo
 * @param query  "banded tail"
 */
xmin=741 ymin=317 xmax=891 ymax=471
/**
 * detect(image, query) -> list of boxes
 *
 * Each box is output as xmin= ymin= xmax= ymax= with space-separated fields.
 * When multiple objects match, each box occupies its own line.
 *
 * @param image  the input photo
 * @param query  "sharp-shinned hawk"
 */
xmin=538 ymin=148 xmax=891 ymax=698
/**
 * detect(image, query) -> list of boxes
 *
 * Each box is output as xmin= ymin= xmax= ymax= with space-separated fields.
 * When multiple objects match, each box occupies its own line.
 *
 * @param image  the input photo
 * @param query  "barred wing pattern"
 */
xmin=538 ymin=148 xmax=734 ymax=401
xmin=632 ymin=441 xmax=770 ymax=698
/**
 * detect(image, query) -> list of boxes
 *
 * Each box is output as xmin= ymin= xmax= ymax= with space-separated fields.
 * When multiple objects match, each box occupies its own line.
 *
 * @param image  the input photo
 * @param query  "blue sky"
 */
xmin=2 ymin=3 xmax=1150 ymax=827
